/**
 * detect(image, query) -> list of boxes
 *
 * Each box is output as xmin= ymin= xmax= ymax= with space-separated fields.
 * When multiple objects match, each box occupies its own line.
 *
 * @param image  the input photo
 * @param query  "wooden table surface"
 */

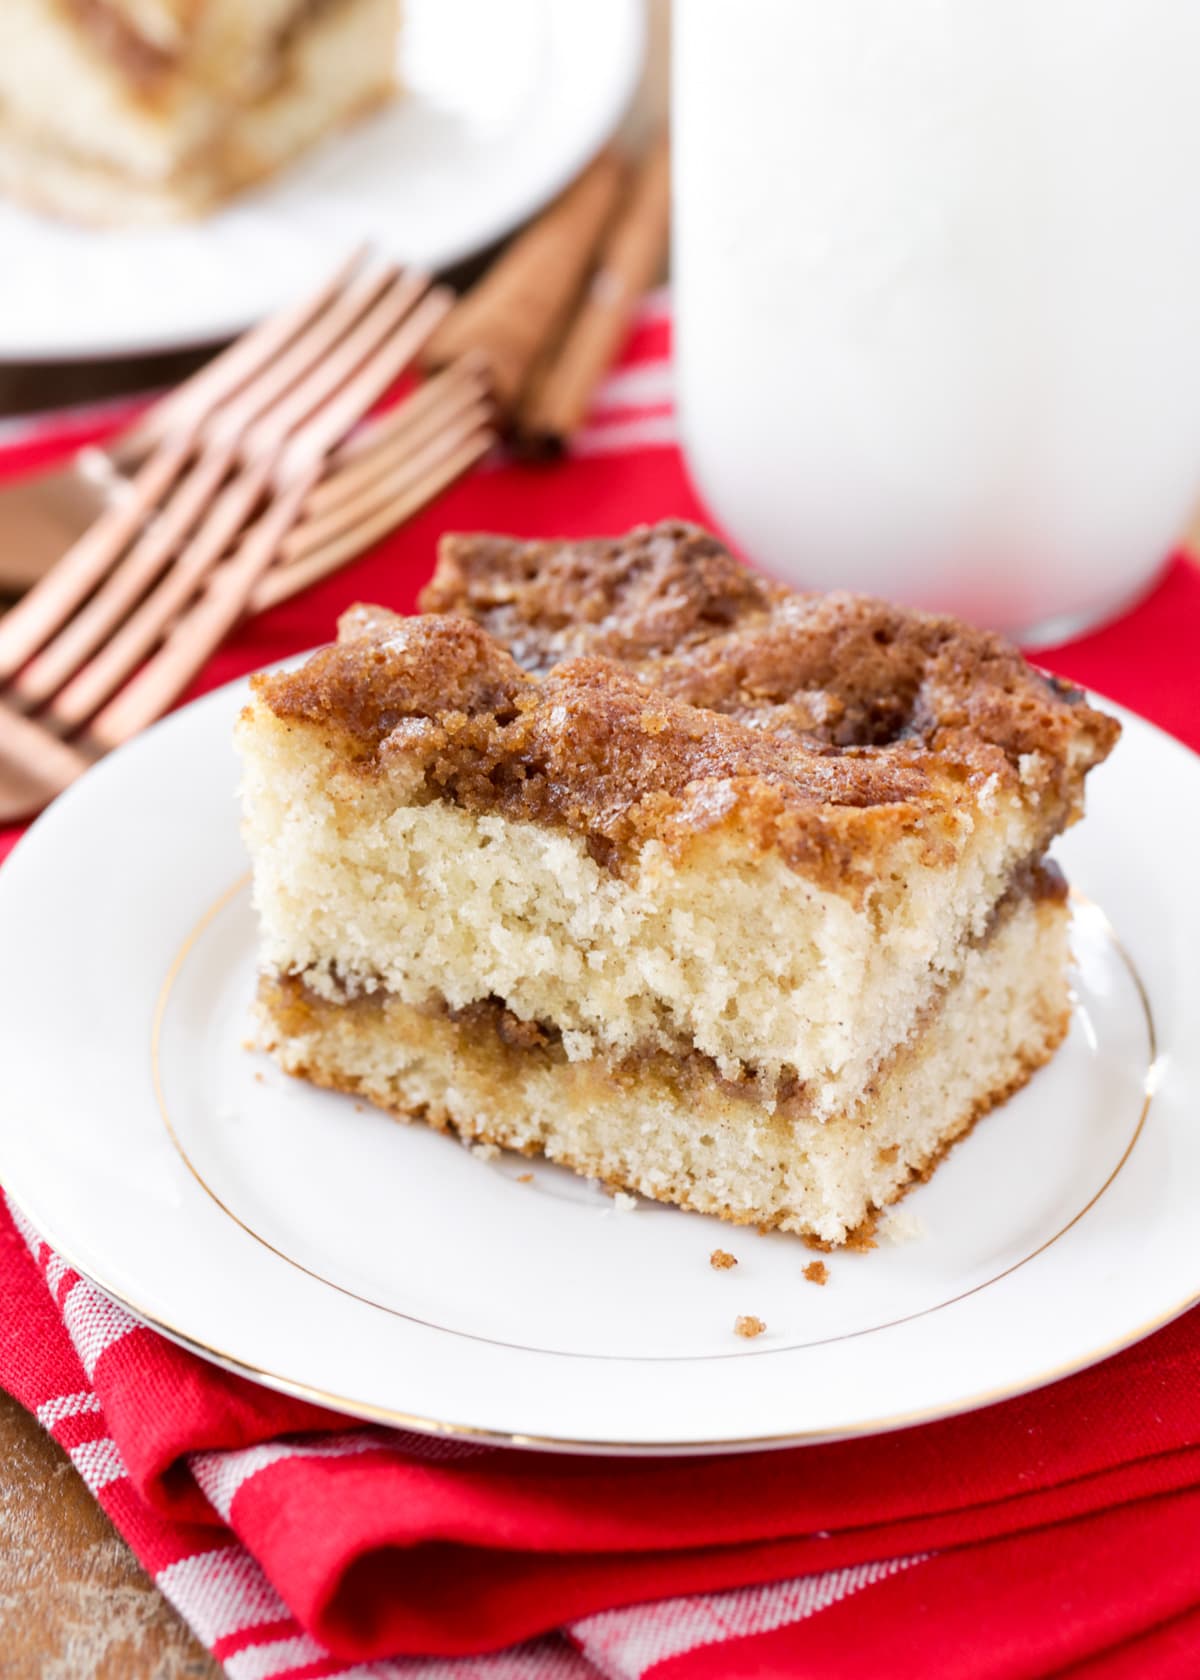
xmin=0 ymin=1389 xmax=219 ymax=1678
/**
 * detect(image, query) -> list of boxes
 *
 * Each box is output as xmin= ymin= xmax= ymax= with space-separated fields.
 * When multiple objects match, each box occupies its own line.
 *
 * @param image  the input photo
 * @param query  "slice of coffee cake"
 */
xmin=0 ymin=0 xmax=398 ymax=222
xmin=237 ymin=522 xmax=1118 ymax=1244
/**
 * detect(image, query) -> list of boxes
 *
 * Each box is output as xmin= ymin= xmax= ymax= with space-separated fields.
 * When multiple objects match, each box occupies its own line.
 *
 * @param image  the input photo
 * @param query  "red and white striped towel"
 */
xmin=2 ymin=294 xmax=1200 ymax=1677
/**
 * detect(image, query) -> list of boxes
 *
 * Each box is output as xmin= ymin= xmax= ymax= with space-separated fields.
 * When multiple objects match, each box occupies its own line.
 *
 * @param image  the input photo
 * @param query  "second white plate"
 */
xmin=0 ymin=0 xmax=643 ymax=360
xmin=0 ymin=681 xmax=1196 ymax=1451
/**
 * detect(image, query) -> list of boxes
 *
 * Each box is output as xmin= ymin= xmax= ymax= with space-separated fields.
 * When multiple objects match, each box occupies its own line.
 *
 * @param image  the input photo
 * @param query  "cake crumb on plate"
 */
xmin=803 ymin=1259 xmax=829 ymax=1286
xmin=735 ymin=1315 xmax=766 ymax=1339
xmin=880 ymin=1208 xmax=927 ymax=1244
xmin=710 ymin=1248 xmax=738 ymax=1270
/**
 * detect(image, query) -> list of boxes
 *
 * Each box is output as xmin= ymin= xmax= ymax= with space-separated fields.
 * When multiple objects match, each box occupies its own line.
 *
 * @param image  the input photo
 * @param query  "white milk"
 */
xmin=674 ymin=0 xmax=1200 ymax=639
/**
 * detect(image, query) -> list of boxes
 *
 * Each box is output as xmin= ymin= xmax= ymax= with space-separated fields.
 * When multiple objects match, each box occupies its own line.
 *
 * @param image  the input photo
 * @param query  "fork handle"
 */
xmin=0 ymin=700 xmax=94 ymax=824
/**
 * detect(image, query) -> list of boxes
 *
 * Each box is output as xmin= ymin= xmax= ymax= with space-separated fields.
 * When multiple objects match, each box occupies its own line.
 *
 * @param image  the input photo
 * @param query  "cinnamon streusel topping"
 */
xmin=255 ymin=522 xmax=1118 ymax=882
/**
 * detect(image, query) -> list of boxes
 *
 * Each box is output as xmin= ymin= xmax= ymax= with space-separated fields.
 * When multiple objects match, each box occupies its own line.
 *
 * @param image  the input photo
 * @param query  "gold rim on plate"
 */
xmin=33 ymin=875 xmax=1168 ymax=1451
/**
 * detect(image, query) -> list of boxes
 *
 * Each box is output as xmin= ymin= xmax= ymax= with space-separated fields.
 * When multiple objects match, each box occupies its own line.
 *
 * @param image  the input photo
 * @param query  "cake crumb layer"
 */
xmin=255 ymin=888 xmax=1071 ymax=1246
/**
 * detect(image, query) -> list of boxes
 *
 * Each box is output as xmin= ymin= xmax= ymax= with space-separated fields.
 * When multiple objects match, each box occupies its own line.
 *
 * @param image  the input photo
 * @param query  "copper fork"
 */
xmin=0 ymin=265 xmax=495 ymax=823
xmin=0 ymin=253 xmax=372 ymax=599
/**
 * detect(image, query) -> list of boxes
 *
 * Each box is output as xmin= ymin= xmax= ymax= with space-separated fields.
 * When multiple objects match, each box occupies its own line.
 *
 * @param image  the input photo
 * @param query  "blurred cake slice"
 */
xmin=0 ymin=0 xmax=399 ymax=222
xmin=237 ymin=523 xmax=1118 ymax=1245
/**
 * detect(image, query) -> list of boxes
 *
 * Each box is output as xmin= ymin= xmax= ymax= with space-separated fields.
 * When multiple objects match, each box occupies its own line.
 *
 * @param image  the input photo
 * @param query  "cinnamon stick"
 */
xmin=515 ymin=133 xmax=670 ymax=455
xmin=419 ymin=148 xmax=626 ymax=412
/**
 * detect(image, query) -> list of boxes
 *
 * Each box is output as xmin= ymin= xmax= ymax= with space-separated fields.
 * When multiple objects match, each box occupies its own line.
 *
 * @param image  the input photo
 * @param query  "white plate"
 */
xmin=0 ymin=0 xmax=643 ymax=362
xmin=0 ymin=680 xmax=1197 ymax=1453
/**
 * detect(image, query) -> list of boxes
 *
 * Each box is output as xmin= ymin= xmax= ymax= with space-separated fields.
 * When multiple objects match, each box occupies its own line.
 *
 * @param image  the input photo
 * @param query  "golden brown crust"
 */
xmin=255 ymin=618 xmax=940 ymax=883
xmin=253 ymin=613 xmax=532 ymax=755
xmin=255 ymin=522 xmax=1119 ymax=882
xmin=420 ymin=522 xmax=1117 ymax=772
xmin=419 ymin=522 xmax=782 ymax=670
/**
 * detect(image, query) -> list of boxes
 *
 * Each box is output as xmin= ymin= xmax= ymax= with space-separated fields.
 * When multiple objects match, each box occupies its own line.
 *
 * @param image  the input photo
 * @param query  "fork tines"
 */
xmin=0 ymin=252 xmax=494 ymax=824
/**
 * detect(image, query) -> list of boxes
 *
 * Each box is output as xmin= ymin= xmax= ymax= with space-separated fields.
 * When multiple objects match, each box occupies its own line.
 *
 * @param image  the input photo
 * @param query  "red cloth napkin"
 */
xmin=2 ymin=297 xmax=1200 ymax=1679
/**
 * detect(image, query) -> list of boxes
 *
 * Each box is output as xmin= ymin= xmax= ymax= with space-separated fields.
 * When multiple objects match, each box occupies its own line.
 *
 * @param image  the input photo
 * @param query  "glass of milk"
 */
xmin=674 ymin=0 xmax=1200 ymax=641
